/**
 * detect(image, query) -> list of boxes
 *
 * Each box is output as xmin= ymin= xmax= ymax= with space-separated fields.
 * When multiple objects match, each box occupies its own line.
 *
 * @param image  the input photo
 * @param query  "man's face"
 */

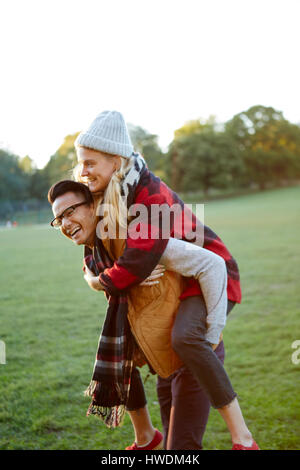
xmin=52 ymin=191 xmax=96 ymax=246
xmin=77 ymin=147 xmax=121 ymax=193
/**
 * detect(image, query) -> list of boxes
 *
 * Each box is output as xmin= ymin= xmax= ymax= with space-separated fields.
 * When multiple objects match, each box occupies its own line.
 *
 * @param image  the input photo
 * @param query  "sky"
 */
xmin=1 ymin=0 xmax=300 ymax=168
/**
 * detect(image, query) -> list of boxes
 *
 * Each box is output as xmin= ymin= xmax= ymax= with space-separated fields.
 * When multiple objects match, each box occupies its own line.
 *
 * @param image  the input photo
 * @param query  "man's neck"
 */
xmin=85 ymin=231 xmax=96 ymax=249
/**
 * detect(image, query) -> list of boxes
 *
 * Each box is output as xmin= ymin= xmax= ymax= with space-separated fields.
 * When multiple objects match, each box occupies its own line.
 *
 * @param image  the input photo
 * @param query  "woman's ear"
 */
xmin=114 ymin=156 xmax=121 ymax=171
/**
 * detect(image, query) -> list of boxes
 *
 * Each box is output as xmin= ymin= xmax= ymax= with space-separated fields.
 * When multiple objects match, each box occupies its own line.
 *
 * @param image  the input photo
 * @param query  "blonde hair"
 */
xmin=73 ymin=147 xmax=134 ymax=231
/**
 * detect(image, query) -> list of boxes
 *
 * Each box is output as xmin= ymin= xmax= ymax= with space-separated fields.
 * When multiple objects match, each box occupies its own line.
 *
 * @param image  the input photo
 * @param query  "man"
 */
xmin=48 ymin=179 xmax=257 ymax=450
xmin=48 ymin=179 xmax=226 ymax=449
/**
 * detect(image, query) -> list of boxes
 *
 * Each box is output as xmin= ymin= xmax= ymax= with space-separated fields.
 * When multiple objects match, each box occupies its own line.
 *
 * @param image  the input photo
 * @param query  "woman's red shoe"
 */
xmin=126 ymin=429 xmax=163 ymax=450
xmin=232 ymin=440 xmax=260 ymax=450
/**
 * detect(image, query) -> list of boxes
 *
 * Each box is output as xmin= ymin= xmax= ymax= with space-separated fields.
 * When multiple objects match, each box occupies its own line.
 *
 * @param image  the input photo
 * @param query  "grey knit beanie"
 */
xmin=75 ymin=110 xmax=134 ymax=158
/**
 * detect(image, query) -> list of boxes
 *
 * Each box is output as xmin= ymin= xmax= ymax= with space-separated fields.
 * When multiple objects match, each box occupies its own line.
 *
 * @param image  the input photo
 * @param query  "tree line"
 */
xmin=1 ymin=105 xmax=300 ymax=219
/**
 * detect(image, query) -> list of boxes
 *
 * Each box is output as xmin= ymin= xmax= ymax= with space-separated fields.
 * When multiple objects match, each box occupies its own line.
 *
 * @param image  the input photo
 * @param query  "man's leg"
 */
xmin=172 ymin=298 xmax=255 ymax=448
xmin=157 ymin=342 xmax=226 ymax=450
xmin=156 ymin=374 xmax=173 ymax=450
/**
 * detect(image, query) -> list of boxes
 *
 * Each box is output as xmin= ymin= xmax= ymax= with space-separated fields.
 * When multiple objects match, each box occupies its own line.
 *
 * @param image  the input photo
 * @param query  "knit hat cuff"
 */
xmin=75 ymin=132 xmax=133 ymax=158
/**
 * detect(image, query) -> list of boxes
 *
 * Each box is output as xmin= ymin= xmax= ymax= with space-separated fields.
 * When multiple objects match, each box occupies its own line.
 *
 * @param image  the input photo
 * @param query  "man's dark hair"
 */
xmin=48 ymin=180 xmax=94 ymax=205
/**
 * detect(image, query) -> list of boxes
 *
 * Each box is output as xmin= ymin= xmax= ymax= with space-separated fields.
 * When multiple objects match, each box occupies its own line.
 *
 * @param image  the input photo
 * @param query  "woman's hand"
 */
xmin=83 ymin=265 xmax=104 ymax=291
xmin=140 ymin=264 xmax=166 ymax=286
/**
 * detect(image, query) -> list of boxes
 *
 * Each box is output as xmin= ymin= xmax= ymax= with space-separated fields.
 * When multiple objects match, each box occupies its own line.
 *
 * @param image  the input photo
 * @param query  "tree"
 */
xmin=168 ymin=116 xmax=218 ymax=191
xmin=128 ymin=124 xmax=166 ymax=178
xmin=44 ymin=132 xmax=79 ymax=186
xmin=169 ymin=131 xmax=243 ymax=195
xmin=167 ymin=117 xmax=244 ymax=195
xmin=174 ymin=115 xmax=218 ymax=139
xmin=19 ymin=155 xmax=35 ymax=174
xmin=29 ymin=169 xmax=51 ymax=200
xmin=225 ymin=105 xmax=300 ymax=188
xmin=0 ymin=150 xmax=29 ymax=200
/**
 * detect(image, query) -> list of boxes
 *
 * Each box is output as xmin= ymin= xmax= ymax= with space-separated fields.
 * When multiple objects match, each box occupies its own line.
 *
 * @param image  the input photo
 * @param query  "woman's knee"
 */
xmin=171 ymin=321 xmax=206 ymax=353
xmin=172 ymin=297 xmax=207 ymax=352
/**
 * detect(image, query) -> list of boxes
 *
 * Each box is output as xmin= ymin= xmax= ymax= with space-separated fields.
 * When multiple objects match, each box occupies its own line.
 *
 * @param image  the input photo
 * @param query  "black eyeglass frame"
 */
xmin=50 ymin=201 xmax=88 ymax=228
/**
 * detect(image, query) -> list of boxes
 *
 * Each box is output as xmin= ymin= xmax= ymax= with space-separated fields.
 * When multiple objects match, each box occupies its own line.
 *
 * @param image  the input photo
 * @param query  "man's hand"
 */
xmin=83 ymin=265 xmax=104 ymax=291
xmin=140 ymin=264 xmax=166 ymax=286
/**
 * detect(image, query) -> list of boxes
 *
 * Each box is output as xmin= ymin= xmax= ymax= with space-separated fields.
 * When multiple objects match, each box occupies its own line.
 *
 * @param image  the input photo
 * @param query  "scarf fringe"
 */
xmin=84 ymin=380 xmax=98 ymax=398
xmin=86 ymin=403 xmax=126 ymax=428
xmin=84 ymin=380 xmax=128 ymax=428
xmin=84 ymin=379 xmax=126 ymax=402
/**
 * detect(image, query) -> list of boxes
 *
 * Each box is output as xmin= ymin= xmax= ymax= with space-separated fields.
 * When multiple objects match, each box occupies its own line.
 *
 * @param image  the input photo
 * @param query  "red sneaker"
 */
xmin=126 ymin=429 xmax=163 ymax=450
xmin=232 ymin=440 xmax=260 ymax=450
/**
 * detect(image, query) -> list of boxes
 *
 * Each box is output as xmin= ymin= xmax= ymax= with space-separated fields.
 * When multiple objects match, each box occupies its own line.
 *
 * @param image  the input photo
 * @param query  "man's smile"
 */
xmin=68 ymin=226 xmax=82 ymax=238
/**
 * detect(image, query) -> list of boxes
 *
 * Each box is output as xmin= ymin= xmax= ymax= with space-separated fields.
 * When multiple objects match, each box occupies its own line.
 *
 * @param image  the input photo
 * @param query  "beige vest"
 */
xmin=101 ymin=237 xmax=184 ymax=378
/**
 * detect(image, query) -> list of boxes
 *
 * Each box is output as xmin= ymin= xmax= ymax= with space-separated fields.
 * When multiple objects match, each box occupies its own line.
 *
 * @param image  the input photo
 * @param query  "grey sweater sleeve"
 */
xmin=159 ymin=237 xmax=228 ymax=344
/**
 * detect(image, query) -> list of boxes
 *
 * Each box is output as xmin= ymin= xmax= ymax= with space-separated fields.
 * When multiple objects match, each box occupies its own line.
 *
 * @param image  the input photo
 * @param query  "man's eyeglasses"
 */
xmin=50 ymin=201 xmax=88 ymax=229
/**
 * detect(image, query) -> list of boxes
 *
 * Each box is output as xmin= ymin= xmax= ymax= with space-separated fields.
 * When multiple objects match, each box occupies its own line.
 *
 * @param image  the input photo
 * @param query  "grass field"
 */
xmin=0 ymin=186 xmax=299 ymax=450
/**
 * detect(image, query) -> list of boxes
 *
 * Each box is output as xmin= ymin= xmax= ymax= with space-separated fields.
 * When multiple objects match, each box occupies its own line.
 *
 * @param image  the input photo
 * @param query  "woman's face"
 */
xmin=77 ymin=147 xmax=120 ymax=193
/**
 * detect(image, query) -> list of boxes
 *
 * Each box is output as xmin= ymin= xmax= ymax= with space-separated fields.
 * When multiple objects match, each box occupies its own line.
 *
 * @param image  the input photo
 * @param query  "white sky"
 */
xmin=1 ymin=0 xmax=300 ymax=168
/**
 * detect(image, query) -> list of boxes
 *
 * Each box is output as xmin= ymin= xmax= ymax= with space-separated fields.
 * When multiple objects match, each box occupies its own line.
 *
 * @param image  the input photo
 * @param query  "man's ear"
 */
xmin=90 ymin=201 xmax=98 ymax=219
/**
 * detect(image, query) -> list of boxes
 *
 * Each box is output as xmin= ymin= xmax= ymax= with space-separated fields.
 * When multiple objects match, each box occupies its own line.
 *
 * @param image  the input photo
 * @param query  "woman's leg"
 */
xmin=172 ymin=296 xmax=253 ymax=447
xmin=172 ymin=296 xmax=236 ymax=408
xmin=126 ymin=367 xmax=157 ymax=447
xmin=127 ymin=407 xmax=156 ymax=446
xmin=218 ymin=399 xmax=253 ymax=446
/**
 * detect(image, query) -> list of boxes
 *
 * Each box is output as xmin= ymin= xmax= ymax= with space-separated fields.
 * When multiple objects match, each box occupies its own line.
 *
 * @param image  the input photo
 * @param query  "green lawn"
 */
xmin=0 ymin=186 xmax=299 ymax=450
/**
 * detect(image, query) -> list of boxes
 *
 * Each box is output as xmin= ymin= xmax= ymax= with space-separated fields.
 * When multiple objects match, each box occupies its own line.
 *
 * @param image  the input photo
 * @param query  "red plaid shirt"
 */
xmin=99 ymin=169 xmax=241 ymax=304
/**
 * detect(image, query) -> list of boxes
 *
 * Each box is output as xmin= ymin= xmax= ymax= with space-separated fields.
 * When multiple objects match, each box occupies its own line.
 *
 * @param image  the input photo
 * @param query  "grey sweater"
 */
xmin=159 ymin=237 xmax=228 ymax=344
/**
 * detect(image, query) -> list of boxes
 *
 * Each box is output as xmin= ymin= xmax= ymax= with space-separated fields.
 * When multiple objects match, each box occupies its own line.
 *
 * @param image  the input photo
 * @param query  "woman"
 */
xmin=73 ymin=110 xmax=259 ymax=450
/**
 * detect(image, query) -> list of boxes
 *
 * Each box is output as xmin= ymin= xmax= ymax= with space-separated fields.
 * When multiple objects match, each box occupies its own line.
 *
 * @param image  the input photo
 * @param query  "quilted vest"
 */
xmin=101 ymin=237 xmax=184 ymax=378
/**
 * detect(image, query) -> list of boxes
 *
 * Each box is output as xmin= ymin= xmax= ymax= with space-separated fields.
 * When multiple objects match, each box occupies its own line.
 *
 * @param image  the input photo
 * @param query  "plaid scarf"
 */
xmin=83 ymin=242 xmax=135 ymax=428
xmin=83 ymin=154 xmax=147 ymax=428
